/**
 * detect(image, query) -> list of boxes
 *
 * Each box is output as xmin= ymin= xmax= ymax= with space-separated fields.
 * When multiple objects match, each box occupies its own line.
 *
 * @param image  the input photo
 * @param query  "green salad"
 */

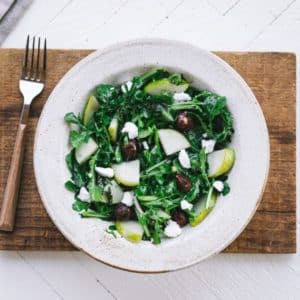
xmin=64 ymin=68 xmax=235 ymax=244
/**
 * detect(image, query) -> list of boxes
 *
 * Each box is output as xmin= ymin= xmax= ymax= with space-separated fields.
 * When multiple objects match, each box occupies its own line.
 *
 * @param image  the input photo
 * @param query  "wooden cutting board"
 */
xmin=0 ymin=49 xmax=296 ymax=253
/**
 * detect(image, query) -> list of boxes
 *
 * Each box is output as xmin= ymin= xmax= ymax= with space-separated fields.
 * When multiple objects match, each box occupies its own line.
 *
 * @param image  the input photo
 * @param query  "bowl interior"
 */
xmin=34 ymin=39 xmax=269 ymax=272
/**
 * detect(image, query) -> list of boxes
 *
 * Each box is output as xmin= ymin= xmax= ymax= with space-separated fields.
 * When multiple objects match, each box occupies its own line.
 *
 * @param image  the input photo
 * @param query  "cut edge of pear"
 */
xmin=109 ymin=180 xmax=124 ymax=204
xmin=83 ymin=95 xmax=100 ymax=125
xmin=208 ymin=148 xmax=235 ymax=178
xmin=108 ymin=118 xmax=118 ymax=142
xmin=112 ymin=160 xmax=140 ymax=187
xmin=116 ymin=221 xmax=143 ymax=243
xmin=190 ymin=193 xmax=217 ymax=227
xmin=75 ymin=137 xmax=98 ymax=164
xmin=144 ymin=78 xmax=189 ymax=95
xmin=158 ymin=129 xmax=191 ymax=155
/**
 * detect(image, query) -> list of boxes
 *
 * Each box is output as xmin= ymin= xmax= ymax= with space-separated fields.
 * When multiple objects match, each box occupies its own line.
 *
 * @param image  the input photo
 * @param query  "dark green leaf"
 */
xmin=96 ymin=84 xmax=118 ymax=102
xmin=64 ymin=112 xmax=80 ymax=124
xmin=222 ymin=182 xmax=230 ymax=196
xmin=65 ymin=151 xmax=87 ymax=187
xmin=69 ymin=130 xmax=90 ymax=148
xmin=80 ymin=210 xmax=110 ymax=219
xmin=82 ymin=202 xmax=113 ymax=219
xmin=106 ymin=224 xmax=117 ymax=238
xmin=168 ymin=73 xmax=183 ymax=85
xmin=65 ymin=152 xmax=74 ymax=172
xmin=72 ymin=200 xmax=89 ymax=212
xmin=89 ymin=185 xmax=103 ymax=202
xmin=138 ymin=127 xmax=153 ymax=139
xmin=65 ymin=180 xmax=79 ymax=192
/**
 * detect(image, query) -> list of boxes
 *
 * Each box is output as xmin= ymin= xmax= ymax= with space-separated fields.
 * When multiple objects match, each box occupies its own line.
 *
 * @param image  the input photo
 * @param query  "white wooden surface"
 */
xmin=1 ymin=0 xmax=299 ymax=299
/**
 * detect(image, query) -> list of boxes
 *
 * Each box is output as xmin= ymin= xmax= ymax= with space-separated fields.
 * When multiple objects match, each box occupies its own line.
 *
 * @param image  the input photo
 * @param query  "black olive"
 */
xmin=114 ymin=203 xmax=132 ymax=220
xmin=176 ymin=112 xmax=194 ymax=131
xmin=121 ymin=139 xmax=137 ymax=161
xmin=175 ymin=174 xmax=192 ymax=193
xmin=172 ymin=209 xmax=188 ymax=227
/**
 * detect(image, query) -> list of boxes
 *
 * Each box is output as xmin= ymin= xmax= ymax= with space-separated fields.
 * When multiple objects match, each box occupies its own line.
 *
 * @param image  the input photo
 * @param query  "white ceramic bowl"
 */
xmin=34 ymin=39 xmax=269 ymax=273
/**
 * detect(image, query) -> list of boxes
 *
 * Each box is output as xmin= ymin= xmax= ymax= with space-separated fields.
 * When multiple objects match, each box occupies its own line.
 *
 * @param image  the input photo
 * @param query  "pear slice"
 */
xmin=116 ymin=220 xmax=144 ymax=243
xmin=190 ymin=192 xmax=217 ymax=227
xmin=75 ymin=137 xmax=98 ymax=164
xmin=208 ymin=148 xmax=235 ymax=178
xmin=108 ymin=118 xmax=118 ymax=142
xmin=83 ymin=95 xmax=99 ymax=125
xmin=158 ymin=129 xmax=190 ymax=155
xmin=144 ymin=79 xmax=189 ymax=95
xmin=112 ymin=160 xmax=140 ymax=187
xmin=105 ymin=180 xmax=123 ymax=204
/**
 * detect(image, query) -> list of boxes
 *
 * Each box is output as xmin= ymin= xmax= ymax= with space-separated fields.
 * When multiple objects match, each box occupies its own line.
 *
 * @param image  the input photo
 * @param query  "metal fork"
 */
xmin=0 ymin=35 xmax=47 ymax=231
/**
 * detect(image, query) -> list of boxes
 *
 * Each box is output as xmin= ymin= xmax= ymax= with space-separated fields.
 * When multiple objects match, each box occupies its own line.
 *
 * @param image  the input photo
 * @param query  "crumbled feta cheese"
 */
xmin=201 ymin=139 xmax=216 ymax=154
xmin=121 ymin=81 xmax=133 ymax=93
xmin=78 ymin=187 xmax=90 ymax=202
xmin=173 ymin=92 xmax=191 ymax=102
xmin=95 ymin=166 xmax=114 ymax=178
xmin=164 ymin=220 xmax=182 ymax=238
xmin=142 ymin=141 xmax=149 ymax=150
xmin=121 ymin=122 xmax=138 ymax=139
xmin=202 ymin=133 xmax=208 ymax=138
xmin=180 ymin=200 xmax=193 ymax=211
xmin=213 ymin=180 xmax=224 ymax=192
xmin=178 ymin=149 xmax=191 ymax=169
xmin=121 ymin=191 xmax=134 ymax=207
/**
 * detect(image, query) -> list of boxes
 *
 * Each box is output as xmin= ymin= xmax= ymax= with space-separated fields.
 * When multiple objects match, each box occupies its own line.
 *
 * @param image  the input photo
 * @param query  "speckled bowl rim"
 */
xmin=33 ymin=38 xmax=270 ymax=273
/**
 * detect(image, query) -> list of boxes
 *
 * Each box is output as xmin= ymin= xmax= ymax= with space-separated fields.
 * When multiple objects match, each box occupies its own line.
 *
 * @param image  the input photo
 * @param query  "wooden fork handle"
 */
xmin=0 ymin=124 xmax=27 ymax=231
xmin=0 ymin=105 xmax=29 ymax=232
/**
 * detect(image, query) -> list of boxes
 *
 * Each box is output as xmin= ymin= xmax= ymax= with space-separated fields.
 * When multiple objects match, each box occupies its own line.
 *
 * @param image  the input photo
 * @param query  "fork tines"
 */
xmin=22 ymin=35 xmax=47 ymax=82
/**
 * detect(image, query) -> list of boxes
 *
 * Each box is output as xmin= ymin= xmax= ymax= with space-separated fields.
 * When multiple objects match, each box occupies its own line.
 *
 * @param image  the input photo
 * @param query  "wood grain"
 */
xmin=0 ymin=49 xmax=296 ymax=252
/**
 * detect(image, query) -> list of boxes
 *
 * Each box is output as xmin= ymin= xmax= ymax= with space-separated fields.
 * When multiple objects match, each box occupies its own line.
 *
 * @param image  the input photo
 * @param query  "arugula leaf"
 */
xmin=89 ymin=186 xmax=103 ymax=202
xmin=134 ymin=68 xmax=169 ymax=88
xmin=80 ymin=210 xmax=111 ymax=219
xmin=168 ymin=73 xmax=184 ymax=85
xmin=106 ymin=224 xmax=118 ymax=238
xmin=64 ymin=112 xmax=81 ymax=124
xmin=222 ymin=182 xmax=230 ymax=196
xmin=202 ymin=94 xmax=227 ymax=122
xmin=82 ymin=202 xmax=113 ymax=219
xmin=157 ymin=105 xmax=174 ymax=122
xmin=138 ymin=127 xmax=153 ymax=139
xmin=65 ymin=151 xmax=87 ymax=187
xmin=69 ymin=130 xmax=90 ymax=148
xmin=65 ymin=152 xmax=74 ymax=171
xmin=87 ymin=151 xmax=104 ymax=202
xmin=152 ymin=220 xmax=163 ymax=244
xmin=191 ymin=150 xmax=210 ymax=193
xmin=72 ymin=199 xmax=89 ymax=212
xmin=65 ymin=180 xmax=79 ymax=193
xmin=96 ymin=84 xmax=119 ymax=102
